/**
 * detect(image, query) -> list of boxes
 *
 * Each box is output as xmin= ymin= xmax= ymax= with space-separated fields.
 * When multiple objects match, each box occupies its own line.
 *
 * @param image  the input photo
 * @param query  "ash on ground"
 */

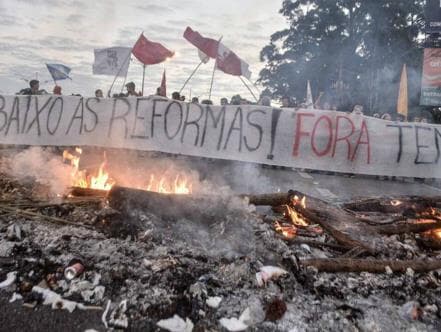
xmin=0 ymin=153 xmax=441 ymax=331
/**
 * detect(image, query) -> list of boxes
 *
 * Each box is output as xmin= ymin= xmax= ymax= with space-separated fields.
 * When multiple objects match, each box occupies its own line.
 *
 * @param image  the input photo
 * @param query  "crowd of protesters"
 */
xmin=16 ymin=79 xmax=438 ymax=124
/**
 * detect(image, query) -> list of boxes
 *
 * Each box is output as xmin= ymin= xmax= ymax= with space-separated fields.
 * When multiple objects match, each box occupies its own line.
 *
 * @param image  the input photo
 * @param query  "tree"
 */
xmin=259 ymin=0 xmax=425 ymax=114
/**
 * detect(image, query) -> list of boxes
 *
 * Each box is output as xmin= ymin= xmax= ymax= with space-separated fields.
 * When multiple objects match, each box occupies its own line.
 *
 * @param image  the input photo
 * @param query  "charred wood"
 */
xmin=70 ymin=187 xmax=108 ymax=198
xmin=108 ymin=186 xmax=238 ymax=223
xmin=374 ymin=220 xmax=441 ymax=235
xmin=343 ymin=196 xmax=441 ymax=215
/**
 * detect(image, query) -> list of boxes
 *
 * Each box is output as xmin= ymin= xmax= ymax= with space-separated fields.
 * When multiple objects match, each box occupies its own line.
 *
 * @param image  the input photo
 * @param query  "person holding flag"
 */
xmin=17 ymin=79 xmax=48 ymax=95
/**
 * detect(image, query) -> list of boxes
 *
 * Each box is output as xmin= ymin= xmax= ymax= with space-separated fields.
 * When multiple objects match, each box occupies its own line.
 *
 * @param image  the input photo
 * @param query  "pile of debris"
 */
xmin=1 ymin=154 xmax=441 ymax=331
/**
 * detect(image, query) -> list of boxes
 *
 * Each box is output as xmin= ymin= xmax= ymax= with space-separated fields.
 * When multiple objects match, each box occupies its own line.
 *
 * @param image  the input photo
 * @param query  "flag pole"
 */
xmin=208 ymin=36 xmax=223 ymax=101
xmin=141 ymin=64 xmax=146 ymax=96
xmin=179 ymin=59 xmax=204 ymax=94
xmin=108 ymin=51 xmax=132 ymax=97
xmin=208 ymin=58 xmax=217 ymax=101
xmin=245 ymin=77 xmax=261 ymax=97
xmin=239 ymin=76 xmax=258 ymax=102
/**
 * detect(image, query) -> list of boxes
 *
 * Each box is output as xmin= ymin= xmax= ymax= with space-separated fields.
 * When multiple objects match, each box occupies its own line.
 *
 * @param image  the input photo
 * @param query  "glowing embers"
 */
xmin=63 ymin=148 xmax=115 ymax=191
xmin=272 ymin=195 xmax=310 ymax=239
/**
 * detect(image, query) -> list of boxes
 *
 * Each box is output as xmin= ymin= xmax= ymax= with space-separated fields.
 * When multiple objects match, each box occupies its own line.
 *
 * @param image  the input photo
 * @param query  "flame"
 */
xmin=390 ymin=200 xmax=402 ymax=206
xmin=432 ymin=229 xmax=441 ymax=239
xmin=274 ymin=221 xmax=297 ymax=239
xmin=146 ymin=174 xmax=192 ymax=194
xmin=282 ymin=195 xmax=307 ymax=226
xmin=283 ymin=205 xmax=308 ymax=227
xmin=64 ymin=148 xmax=194 ymax=195
xmin=63 ymin=148 xmax=115 ymax=191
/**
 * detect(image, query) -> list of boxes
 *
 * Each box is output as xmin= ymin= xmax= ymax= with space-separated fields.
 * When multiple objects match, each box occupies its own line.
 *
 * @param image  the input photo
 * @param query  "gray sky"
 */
xmin=0 ymin=0 xmax=286 ymax=102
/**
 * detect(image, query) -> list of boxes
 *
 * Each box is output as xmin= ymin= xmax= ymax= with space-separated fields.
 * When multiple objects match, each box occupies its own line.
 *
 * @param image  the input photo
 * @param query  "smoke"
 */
xmin=8 ymin=147 xmax=71 ymax=196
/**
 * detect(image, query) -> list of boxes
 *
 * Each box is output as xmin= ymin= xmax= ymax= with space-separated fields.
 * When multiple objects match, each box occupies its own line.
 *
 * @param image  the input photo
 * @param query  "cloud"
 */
xmin=0 ymin=15 xmax=18 ymax=26
xmin=137 ymin=4 xmax=174 ymax=14
xmin=0 ymin=0 xmax=284 ymax=99
xmin=66 ymin=14 xmax=85 ymax=23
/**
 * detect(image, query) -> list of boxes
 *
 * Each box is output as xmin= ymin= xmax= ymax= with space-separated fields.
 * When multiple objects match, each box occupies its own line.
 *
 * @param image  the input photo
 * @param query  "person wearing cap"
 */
xmin=125 ymin=81 xmax=141 ymax=97
xmin=17 ymin=79 xmax=47 ymax=95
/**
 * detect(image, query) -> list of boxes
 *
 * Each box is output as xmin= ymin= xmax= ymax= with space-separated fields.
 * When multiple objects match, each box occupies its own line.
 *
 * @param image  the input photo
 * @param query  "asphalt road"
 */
xmin=221 ymin=163 xmax=441 ymax=203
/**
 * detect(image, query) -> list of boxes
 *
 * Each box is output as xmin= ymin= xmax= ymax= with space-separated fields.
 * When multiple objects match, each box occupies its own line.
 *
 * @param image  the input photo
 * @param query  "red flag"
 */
xmin=160 ymin=69 xmax=166 ymax=97
xmin=132 ymin=34 xmax=174 ymax=65
xmin=183 ymin=27 xmax=219 ymax=59
xmin=216 ymin=43 xmax=251 ymax=79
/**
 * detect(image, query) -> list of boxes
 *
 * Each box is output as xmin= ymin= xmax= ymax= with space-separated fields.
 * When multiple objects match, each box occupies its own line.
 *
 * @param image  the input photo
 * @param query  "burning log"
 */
xmin=296 ymin=204 xmax=379 ymax=253
xmin=418 ymin=230 xmax=441 ymax=250
xmin=69 ymin=187 xmax=108 ymax=198
xmin=244 ymin=192 xmax=294 ymax=207
xmin=252 ymin=190 xmax=380 ymax=253
xmin=301 ymin=258 xmax=441 ymax=273
xmin=374 ymin=220 xmax=441 ymax=235
xmin=343 ymin=196 xmax=441 ymax=215
xmin=108 ymin=185 xmax=230 ymax=221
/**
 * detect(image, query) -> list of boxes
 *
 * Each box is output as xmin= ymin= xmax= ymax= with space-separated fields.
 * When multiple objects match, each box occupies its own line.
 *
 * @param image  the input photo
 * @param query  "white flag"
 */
xmin=198 ymin=49 xmax=210 ymax=64
xmin=92 ymin=47 xmax=131 ymax=76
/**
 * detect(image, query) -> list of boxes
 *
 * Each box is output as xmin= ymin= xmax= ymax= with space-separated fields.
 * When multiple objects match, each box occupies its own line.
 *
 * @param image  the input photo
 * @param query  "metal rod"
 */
xmin=179 ymin=60 xmax=205 ymax=94
xmin=141 ymin=64 xmax=146 ymax=96
xmin=208 ymin=58 xmax=217 ymax=101
xmin=108 ymin=51 xmax=132 ymax=97
xmin=245 ymin=76 xmax=261 ymax=97
xmin=239 ymin=76 xmax=258 ymax=102
xmin=208 ymin=36 xmax=223 ymax=101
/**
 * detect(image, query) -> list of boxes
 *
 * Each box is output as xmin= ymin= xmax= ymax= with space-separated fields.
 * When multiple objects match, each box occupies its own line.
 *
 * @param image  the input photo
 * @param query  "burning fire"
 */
xmin=146 ymin=173 xmax=192 ymax=194
xmin=273 ymin=195 xmax=308 ymax=239
xmin=63 ymin=147 xmax=193 ymax=195
xmin=274 ymin=221 xmax=297 ymax=239
xmin=285 ymin=195 xmax=308 ymax=226
xmin=63 ymin=148 xmax=115 ymax=191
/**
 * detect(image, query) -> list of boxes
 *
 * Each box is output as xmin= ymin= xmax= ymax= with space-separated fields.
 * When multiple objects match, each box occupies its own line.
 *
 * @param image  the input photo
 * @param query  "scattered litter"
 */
xmin=300 ymin=243 xmax=311 ymax=253
xmin=32 ymin=286 xmax=85 ymax=313
xmin=6 ymin=224 xmax=21 ymax=241
xmin=102 ymin=300 xmax=111 ymax=328
xmin=399 ymin=301 xmax=422 ymax=321
xmin=0 ymin=271 xmax=17 ymax=288
xmin=219 ymin=317 xmax=248 ymax=331
xmin=256 ymin=266 xmax=288 ymax=287
xmin=108 ymin=299 xmax=129 ymax=329
xmin=385 ymin=266 xmax=393 ymax=275
xmin=157 ymin=314 xmax=194 ymax=332
xmin=9 ymin=292 xmax=22 ymax=303
xmin=64 ymin=262 xmax=84 ymax=280
xmin=81 ymin=285 xmax=105 ymax=303
xmin=206 ymin=296 xmax=222 ymax=308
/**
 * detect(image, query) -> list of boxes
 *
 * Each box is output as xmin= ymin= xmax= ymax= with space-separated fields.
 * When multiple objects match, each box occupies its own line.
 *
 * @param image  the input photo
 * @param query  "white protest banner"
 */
xmin=92 ymin=47 xmax=131 ymax=77
xmin=0 ymin=95 xmax=441 ymax=178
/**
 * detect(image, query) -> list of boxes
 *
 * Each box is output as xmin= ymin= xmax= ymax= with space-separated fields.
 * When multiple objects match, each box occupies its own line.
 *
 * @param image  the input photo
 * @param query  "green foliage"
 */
xmin=259 ymin=0 xmax=425 ymax=114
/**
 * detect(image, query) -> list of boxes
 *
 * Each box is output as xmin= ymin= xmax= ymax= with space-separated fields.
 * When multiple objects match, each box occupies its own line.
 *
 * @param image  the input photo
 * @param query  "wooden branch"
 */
xmin=108 ymin=186 xmax=235 ymax=222
xmin=343 ymin=196 xmax=441 ymax=214
xmin=243 ymin=192 xmax=293 ymax=207
xmin=374 ymin=220 xmax=441 ymax=235
xmin=247 ymin=190 xmax=380 ymax=253
xmin=301 ymin=258 xmax=441 ymax=273
xmin=0 ymin=205 xmax=93 ymax=229
xmin=70 ymin=187 xmax=108 ymax=198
